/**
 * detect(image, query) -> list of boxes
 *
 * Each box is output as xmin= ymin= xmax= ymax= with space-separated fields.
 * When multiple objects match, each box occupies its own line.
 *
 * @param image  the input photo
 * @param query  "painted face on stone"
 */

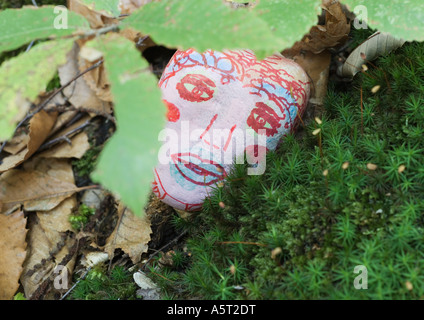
xmin=153 ymin=49 xmax=310 ymax=211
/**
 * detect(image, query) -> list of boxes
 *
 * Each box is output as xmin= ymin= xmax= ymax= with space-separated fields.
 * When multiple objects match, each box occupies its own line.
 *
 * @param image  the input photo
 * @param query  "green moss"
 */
xmin=46 ymin=71 xmax=61 ymax=92
xmin=69 ymin=204 xmax=95 ymax=231
xmin=70 ymin=266 xmax=137 ymax=300
xmin=72 ymin=146 xmax=102 ymax=180
xmin=152 ymin=39 xmax=424 ymax=300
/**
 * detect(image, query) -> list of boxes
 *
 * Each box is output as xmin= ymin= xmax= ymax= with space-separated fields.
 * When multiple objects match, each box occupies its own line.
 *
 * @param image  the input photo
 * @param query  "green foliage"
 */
xmin=0 ymin=0 xmax=66 ymax=10
xmin=13 ymin=292 xmax=26 ymax=300
xmin=123 ymin=0 xmax=287 ymax=59
xmin=152 ymin=40 xmax=424 ymax=300
xmin=79 ymin=0 xmax=121 ymax=17
xmin=90 ymin=34 xmax=165 ymax=215
xmin=254 ymin=0 xmax=321 ymax=51
xmin=70 ymin=266 xmax=137 ymax=300
xmin=69 ymin=204 xmax=95 ymax=231
xmin=0 ymin=39 xmax=74 ymax=141
xmin=0 ymin=6 xmax=89 ymax=52
xmin=46 ymin=71 xmax=61 ymax=92
xmin=342 ymin=0 xmax=424 ymax=41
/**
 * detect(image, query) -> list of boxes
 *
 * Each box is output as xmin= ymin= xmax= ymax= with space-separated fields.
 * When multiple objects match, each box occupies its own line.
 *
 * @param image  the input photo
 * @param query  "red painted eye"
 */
xmin=176 ymin=74 xmax=216 ymax=102
xmin=247 ymin=102 xmax=282 ymax=137
xmin=163 ymin=100 xmax=180 ymax=122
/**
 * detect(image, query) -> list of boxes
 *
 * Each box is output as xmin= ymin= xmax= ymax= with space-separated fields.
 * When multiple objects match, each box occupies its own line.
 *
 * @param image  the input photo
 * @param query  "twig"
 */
xmin=142 ymin=230 xmax=188 ymax=271
xmin=217 ymin=241 xmax=267 ymax=247
xmin=0 ymin=60 xmax=104 ymax=163
xmin=83 ymin=25 xmax=120 ymax=39
xmin=25 ymin=1 xmax=39 ymax=52
xmin=37 ymin=119 xmax=91 ymax=152
xmin=45 ymin=104 xmax=116 ymax=124
xmin=60 ymin=267 xmax=92 ymax=300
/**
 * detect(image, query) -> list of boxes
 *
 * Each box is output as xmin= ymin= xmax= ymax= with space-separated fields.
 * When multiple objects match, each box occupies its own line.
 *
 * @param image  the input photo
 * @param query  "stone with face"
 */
xmin=153 ymin=49 xmax=310 ymax=211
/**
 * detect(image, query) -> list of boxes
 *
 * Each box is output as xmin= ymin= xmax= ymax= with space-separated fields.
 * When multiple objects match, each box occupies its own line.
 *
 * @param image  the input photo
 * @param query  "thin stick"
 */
xmin=217 ymin=241 xmax=267 ymax=247
xmin=36 ymin=119 xmax=91 ymax=152
xmin=60 ymin=267 xmax=92 ymax=300
xmin=0 ymin=60 xmax=104 ymax=162
xmin=142 ymin=230 xmax=188 ymax=270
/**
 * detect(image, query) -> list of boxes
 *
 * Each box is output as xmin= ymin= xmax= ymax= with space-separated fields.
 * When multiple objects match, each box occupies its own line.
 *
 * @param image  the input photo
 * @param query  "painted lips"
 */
xmin=171 ymin=153 xmax=226 ymax=186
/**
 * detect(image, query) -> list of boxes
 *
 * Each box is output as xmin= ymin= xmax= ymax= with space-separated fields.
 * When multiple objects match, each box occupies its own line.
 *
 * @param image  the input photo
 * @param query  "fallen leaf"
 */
xmin=104 ymin=202 xmax=152 ymax=264
xmin=282 ymin=0 xmax=349 ymax=108
xmin=23 ymin=157 xmax=76 ymax=184
xmin=58 ymin=42 xmax=112 ymax=114
xmin=20 ymin=212 xmax=77 ymax=299
xmin=37 ymin=196 xmax=77 ymax=240
xmin=83 ymin=251 xmax=109 ymax=267
xmin=39 ymin=132 xmax=89 ymax=159
xmin=0 ymin=110 xmax=57 ymax=173
xmin=39 ymin=115 xmax=91 ymax=159
xmin=293 ymin=0 xmax=350 ymax=54
xmin=37 ymin=115 xmax=91 ymax=159
xmin=3 ymin=133 xmax=29 ymax=155
xmin=48 ymin=111 xmax=79 ymax=137
xmin=68 ymin=0 xmax=119 ymax=29
xmin=290 ymin=50 xmax=331 ymax=107
xmin=0 ymin=159 xmax=77 ymax=213
xmin=338 ymin=32 xmax=406 ymax=78
xmin=0 ymin=210 xmax=28 ymax=300
xmin=78 ymin=49 xmax=113 ymax=103
xmin=133 ymin=270 xmax=161 ymax=300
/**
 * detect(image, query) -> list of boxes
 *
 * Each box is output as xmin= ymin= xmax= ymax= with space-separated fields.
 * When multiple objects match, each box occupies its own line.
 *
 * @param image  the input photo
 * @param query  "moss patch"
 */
xmin=151 ymin=40 xmax=424 ymax=300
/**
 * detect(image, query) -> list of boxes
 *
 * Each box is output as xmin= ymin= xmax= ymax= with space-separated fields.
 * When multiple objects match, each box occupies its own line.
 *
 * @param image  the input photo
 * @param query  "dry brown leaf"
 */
xmin=68 ymin=0 xmax=118 ymax=29
xmin=38 ymin=115 xmax=91 ymax=159
xmin=37 ymin=196 xmax=76 ymax=240
xmin=104 ymin=202 xmax=152 ymax=264
xmin=23 ymin=157 xmax=75 ymax=184
xmin=0 ymin=159 xmax=77 ymax=213
xmin=38 ymin=132 xmax=90 ymax=159
xmin=20 ymin=212 xmax=77 ymax=299
xmin=78 ymin=50 xmax=113 ymax=103
xmin=0 ymin=210 xmax=28 ymax=300
xmin=0 ymin=110 xmax=57 ymax=173
xmin=282 ymin=0 xmax=348 ymax=108
xmin=338 ymin=32 xmax=406 ymax=78
xmin=3 ymin=133 xmax=29 ymax=155
xmin=58 ymin=42 xmax=112 ymax=114
xmin=286 ymin=0 xmax=350 ymax=55
xmin=291 ymin=50 xmax=332 ymax=107
xmin=48 ymin=111 xmax=79 ymax=137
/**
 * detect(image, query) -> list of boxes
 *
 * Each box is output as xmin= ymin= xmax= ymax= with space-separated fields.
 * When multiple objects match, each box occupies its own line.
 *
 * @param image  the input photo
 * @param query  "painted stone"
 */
xmin=152 ymin=49 xmax=310 ymax=211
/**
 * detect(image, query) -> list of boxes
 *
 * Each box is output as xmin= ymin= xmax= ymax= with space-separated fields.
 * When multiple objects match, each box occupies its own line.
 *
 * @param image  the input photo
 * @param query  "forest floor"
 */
xmin=1 ymin=0 xmax=423 ymax=300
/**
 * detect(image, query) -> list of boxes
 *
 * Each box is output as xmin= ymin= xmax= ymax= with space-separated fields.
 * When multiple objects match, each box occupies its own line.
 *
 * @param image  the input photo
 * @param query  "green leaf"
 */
xmin=90 ymin=34 xmax=165 ymax=216
xmin=122 ymin=0 xmax=285 ymax=59
xmin=79 ymin=0 xmax=121 ymax=17
xmin=342 ymin=0 xmax=424 ymax=41
xmin=0 ymin=39 xmax=74 ymax=141
xmin=0 ymin=6 xmax=90 ymax=53
xmin=254 ymin=0 xmax=321 ymax=49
